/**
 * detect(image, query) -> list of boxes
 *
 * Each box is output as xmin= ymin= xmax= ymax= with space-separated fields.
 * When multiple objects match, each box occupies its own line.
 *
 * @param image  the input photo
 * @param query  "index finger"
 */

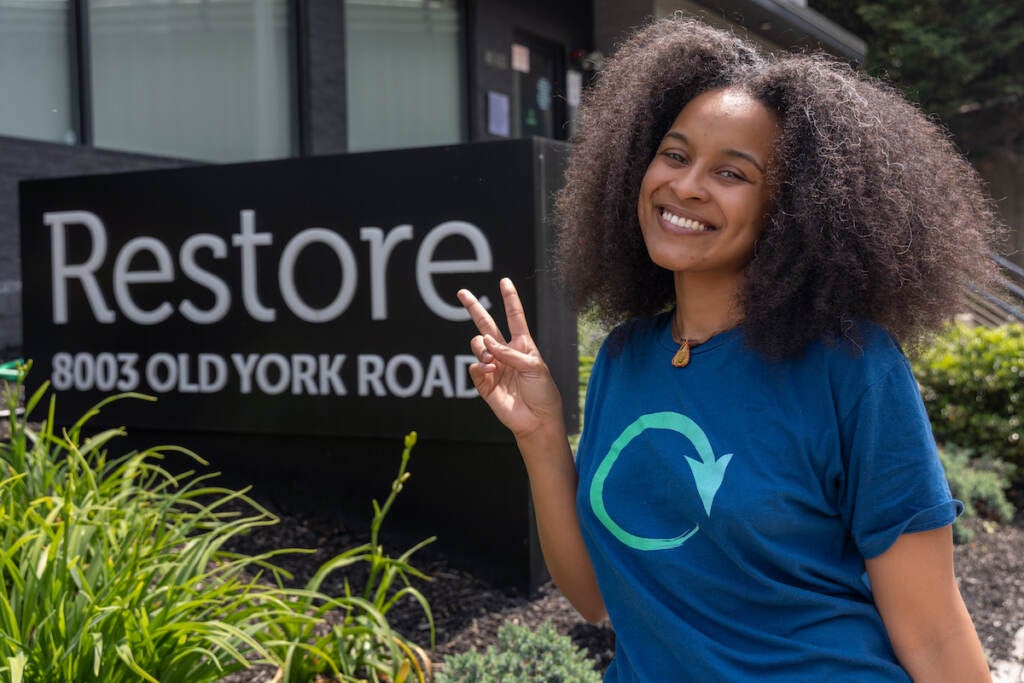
xmin=499 ymin=278 xmax=533 ymax=341
xmin=457 ymin=287 xmax=505 ymax=342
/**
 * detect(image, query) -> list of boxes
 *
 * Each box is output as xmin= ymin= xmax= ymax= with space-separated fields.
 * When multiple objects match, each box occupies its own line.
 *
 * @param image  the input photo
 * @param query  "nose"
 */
xmin=669 ymin=166 xmax=708 ymax=201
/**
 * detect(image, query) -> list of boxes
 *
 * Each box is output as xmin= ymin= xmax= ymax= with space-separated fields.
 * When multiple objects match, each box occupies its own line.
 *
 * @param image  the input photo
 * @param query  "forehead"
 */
xmin=668 ymin=88 xmax=780 ymax=152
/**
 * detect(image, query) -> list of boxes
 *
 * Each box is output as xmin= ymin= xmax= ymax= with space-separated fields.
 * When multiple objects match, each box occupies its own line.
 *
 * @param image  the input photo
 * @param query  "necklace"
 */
xmin=670 ymin=315 xmax=737 ymax=368
xmin=670 ymin=316 xmax=701 ymax=368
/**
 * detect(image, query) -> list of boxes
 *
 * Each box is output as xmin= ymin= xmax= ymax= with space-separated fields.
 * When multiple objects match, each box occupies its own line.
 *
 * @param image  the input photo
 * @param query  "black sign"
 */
xmin=20 ymin=139 xmax=573 ymax=443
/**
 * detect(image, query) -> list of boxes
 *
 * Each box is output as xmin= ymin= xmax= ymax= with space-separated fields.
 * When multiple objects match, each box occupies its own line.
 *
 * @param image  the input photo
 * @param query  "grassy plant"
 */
xmin=264 ymin=431 xmax=436 ymax=683
xmin=0 ymin=363 xmax=433 ymax=682
xmin=437 ymin=620 xmax=600 ymax=683
xmin=0 ymin=364 xmax=287 ymax=682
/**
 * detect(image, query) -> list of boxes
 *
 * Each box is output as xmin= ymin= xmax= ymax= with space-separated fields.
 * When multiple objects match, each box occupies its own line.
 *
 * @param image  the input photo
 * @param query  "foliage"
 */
xmin=0 ymin=363 xmax=432 ymax=682
xmin=578 ymin=355 xmax=595 ymax=422
xmin=810 ymin=0 xmax=1024 ymax=123
xmin=572 ymin=312 xmax=606 ymax=451
xmin=577 ymin=312 xmax=608 ymax=359
xmin=938 ymin=444 xmax=1016 ymax=543
xmin=437 ymin=620 xmax=601 ymax=683
xmin=576 ymin=312 xmax=605 ymax=429
xmin=264 ymin=430 xmax=435 ymax=683
xmin=911 ymin=322 xmax=1024 ymax=480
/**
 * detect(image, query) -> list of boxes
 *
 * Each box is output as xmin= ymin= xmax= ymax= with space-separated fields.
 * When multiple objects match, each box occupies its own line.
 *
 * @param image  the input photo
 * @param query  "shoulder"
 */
xmin=849 ymin=321 xmax=907 ymax=369
xmin=600 ymin=312 xmax=670 ymax=358
xmin=803 ymin=320 xmax=907 ymax=373
xmin=807 ymin=321 xmax=918 ymax=421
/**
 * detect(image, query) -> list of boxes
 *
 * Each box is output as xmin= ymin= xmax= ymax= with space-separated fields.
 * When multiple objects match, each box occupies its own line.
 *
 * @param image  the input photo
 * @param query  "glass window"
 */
xmin=345 ymin=0 xmax=462 ymax=152
xmin=88 ymin=0 xmax=294 ymax=162
xmin=0 ymin=0 xmax=76 ymax=144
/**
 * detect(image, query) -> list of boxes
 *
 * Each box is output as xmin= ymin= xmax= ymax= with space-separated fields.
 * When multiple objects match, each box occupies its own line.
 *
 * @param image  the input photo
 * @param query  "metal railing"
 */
xmin=965 ymin=254 xmax=1024 ymax=327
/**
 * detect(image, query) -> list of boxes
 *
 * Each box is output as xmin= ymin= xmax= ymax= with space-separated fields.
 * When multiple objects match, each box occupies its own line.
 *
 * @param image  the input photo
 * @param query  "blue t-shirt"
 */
xmin=574 ymin=314 xmax=961 ymax=682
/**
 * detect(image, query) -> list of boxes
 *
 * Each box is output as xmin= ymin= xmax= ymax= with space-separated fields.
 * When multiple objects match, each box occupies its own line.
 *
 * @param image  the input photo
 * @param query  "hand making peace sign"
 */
xmin=457 ymin=278 xmax=566 ymax=442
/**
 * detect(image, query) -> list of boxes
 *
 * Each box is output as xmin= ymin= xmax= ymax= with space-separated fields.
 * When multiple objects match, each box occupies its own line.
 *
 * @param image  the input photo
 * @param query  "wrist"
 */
xmin=514 ymin=418 xmax=567 ymax=448
xmin=514 ymin=419 xmax=572 ymax=468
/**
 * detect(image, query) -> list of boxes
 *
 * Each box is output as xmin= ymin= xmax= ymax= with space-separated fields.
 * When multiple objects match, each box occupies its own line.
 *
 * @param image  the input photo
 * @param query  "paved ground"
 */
xmin=992 ymin=627 xmax=1024 ymax=682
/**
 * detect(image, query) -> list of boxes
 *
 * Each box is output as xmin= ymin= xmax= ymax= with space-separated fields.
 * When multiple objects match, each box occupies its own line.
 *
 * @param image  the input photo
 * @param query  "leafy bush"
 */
xmin=437 ymin=620 xmax=600 ymax=683
xmin=0 ymin=364 xmax=432 ymax=683
xmin=912 ymin=322 xmax=1024 ymax=480
xmin=938 ymin=444 xmax=1016 ymax=543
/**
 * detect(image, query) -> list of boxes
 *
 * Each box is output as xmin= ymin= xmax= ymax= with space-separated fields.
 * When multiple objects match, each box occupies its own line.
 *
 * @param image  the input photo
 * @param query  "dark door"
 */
xmin=513 ymin=32 xmax=566 ymax=140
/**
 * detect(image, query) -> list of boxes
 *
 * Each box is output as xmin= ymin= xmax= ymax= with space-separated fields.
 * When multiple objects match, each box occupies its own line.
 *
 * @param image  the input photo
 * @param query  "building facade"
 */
xmin=0 ymin=0 xmax=863 ymax=355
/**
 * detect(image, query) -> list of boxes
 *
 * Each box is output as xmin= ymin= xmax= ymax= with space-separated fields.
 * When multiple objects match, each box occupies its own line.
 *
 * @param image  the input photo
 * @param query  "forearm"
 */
xmin=516 ymin=425 xmax=607 ymax=623
xmin=892 ymin=589 xmax=990 ymax=682
xmin=867 ymin=528 xmax=990 ymax=683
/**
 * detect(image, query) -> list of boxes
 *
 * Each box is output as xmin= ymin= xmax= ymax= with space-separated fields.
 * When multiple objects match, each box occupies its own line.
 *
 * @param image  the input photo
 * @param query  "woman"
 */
xmin=457 ymin=16 xmax=998 ymax=682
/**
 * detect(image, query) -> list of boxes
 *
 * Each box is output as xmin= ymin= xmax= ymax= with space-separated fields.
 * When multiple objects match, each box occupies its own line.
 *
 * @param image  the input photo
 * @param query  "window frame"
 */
xmin=340 ymin=0 xmax=469 ymax=154
xmin=65 ymin=0 xmax=301 ymax=160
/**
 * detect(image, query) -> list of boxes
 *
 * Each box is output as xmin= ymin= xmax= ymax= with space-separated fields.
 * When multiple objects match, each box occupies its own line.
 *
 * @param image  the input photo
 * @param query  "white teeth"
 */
xmin=661 ymin=209 xmax=710 ymax=231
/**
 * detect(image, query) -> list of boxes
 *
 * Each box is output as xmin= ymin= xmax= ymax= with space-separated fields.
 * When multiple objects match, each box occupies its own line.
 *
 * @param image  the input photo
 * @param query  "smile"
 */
xmin=659 ymin=208 xmax=714 ymax=232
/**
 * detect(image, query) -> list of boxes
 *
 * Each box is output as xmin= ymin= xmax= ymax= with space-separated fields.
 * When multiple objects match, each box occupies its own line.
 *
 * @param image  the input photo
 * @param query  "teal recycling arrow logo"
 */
xmin=589 ymin=411 xmax=733 ymax=551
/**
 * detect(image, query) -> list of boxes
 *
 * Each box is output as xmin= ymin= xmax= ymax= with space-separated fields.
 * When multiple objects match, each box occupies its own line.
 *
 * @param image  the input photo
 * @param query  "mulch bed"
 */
xmin=226 ymin=503 xmax=1024 ymax=679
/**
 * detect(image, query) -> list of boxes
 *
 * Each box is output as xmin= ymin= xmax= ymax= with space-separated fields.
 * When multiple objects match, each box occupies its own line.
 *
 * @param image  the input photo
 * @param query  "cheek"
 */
xmin=638 ymin=161 xmax=660 ymax=198
xmin=637 ymin=178 xmax=654 ymax=221
xmin=737 ymin=191 xmax=773 ymax=230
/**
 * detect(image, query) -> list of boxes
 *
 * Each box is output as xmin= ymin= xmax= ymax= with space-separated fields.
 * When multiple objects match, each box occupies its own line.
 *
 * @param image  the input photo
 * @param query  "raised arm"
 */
xmin=457 ymin=278 xmax=606 ymax=622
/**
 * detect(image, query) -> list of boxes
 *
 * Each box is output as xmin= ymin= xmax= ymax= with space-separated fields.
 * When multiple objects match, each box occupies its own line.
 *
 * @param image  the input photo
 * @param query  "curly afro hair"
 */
xmin=555 ymin=15 xmax=1003 ymax=358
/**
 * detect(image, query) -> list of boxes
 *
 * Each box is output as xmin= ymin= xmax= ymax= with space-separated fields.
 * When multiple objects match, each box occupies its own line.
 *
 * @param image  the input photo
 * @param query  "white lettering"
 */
xmin=113 ymin=237 xmax=175 ymax=325
xmin=44 ymin=209 xmax=497 ymax=325
xmin=51 ymin=352 xmax=72 ymax=389
xmin=416 ymin=221 xmax=493 ymax=320
xmin=385 ymin=354 xmax=423 ymax=398
xmin=95 ymin=352 xmax=118 ymax=391
xmin=358 ymin=354 xmax=386 ymax=396
xmin=45 ymin=211 xmax=116 ymax=324
xmin=421 ymin=354 xmax=454 ymax=397
xmin=175 ymin=353 xmax=199 ymax=393
xmin=255 ymin=353 xmax=289 ymax=395
xmin=48 ymin=350 xmax=479 ymax=399
xmin=232 ymin=210 xmax=275 ymax=322
xmin=231 ymin=353 xmax=259 ymax=394
xmin=146 ymin=353 xmax=177 ymax=393
xmin=198 ymin=353 xmax=228 ymax=393
xmin=291 ymin=353 xmax=317 ymax=394
xmin=278 ymin=228 xmax=357 ymax=322
xmin=318 ymin=354 xmax=346 ymax=395
xmin=116 ymin=353 xmax=140 ymax=391
xmin=179 ymin=234 xmax=231 ymax=324
xmin=360 ymin=225 xmax=413 ymax=320
xmin=455 ymin=354 xmax=478 ymax=398
xmin=73 ymin=352 xmax=94 ymax=390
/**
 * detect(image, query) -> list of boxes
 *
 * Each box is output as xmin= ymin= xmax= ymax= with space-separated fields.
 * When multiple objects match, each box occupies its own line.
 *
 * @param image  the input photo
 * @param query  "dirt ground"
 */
xmin=230 ymin=504 xmax=1024 ymax=680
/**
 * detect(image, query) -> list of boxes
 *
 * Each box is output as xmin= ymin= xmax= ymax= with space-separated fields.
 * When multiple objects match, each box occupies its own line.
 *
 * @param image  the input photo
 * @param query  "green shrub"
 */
xmin=912 ymin=322 xmax=1024 ymax=480
xmin=437 ymin=620 xmax=600 ymax=683
xmin=0 ymin=364 xmax=432 ymax=683
xmin=939 ymin=444 xmax=1016 ymax=543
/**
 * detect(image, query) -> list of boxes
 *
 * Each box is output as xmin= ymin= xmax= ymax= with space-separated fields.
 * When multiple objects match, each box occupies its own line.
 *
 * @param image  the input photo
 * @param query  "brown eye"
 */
xmin=719 ymin=169 xmax=748 ymax=182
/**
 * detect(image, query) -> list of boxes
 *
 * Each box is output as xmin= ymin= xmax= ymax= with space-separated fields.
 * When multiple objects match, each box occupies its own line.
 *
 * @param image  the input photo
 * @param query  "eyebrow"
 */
xmin=662 ymin=131 xmax=767 ymax=175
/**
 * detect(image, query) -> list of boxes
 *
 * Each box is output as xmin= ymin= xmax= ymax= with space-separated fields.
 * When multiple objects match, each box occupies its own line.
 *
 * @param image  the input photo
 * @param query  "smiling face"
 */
xmin=637 ymin=87 xmax=780 ymax=282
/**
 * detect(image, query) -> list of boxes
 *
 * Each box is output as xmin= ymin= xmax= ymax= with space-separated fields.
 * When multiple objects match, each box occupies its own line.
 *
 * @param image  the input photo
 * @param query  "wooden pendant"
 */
xmin=671 ymin=340 xmax=691 ymax=367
